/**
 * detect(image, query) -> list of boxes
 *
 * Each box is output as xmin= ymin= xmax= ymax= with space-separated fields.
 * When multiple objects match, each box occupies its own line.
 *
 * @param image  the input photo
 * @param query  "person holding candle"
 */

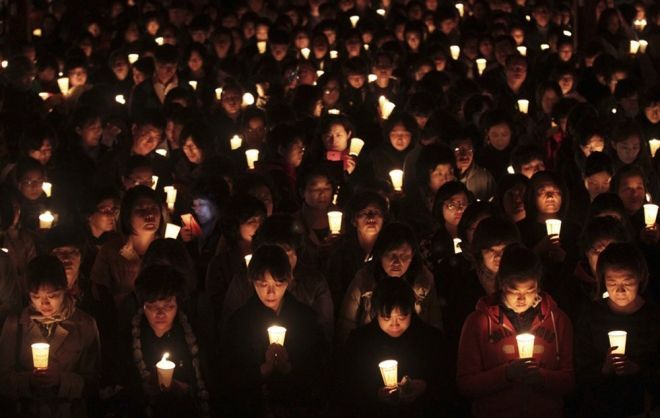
xmin=305 ymin=115 xmax=358 ymax=186
xmin=126 ymin=264 xmax=215 ymax=417
xmin=337 ymin=222 xmax=442 ymax=343
xmin=0 ymin=255 xmax=100 ymax=418
xmin=477 ymin=111 xmax=517 ymax=182
xmin=13 ymin=157 xmax=51 ymax=232
xmin=451 ymin=134 xmax=496 ymax=202
xmin=173 ymin=123 xmax=216 ymax=210
xmin=0 ymin=185 xmax=38 ymax=286
xmin=341 ymin=279 xmax=450 ymax=417
xmin=457 ymin=245 xmax=574 ymax=418
xmin=221 ymin=244 xmax=327 ymax=417
xmin=574 ymin=242 xmax=660 ymax=417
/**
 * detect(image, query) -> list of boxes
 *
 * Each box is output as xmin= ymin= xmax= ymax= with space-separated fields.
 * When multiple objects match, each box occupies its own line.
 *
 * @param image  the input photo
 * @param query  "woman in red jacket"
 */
xmin=457 ymin=244 xmax=574 ymax=418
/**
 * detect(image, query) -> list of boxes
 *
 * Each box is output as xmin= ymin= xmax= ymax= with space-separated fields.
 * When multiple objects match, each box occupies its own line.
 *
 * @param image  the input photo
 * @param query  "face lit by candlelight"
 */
xmin=254 ymin=271 xmax=289 ymax=312
xmin=604 ymin=268 xmax=640 ymax=310
xmin=377 ymin=307 xmax=411 ymax=338
xmin=30 ymin=285 xmax=65 ymax=317
xmin=144 ymin=296 xmax=178 ymax=337
xmin=502 ymin=279 xmax=539 ymax=313
xmin=381 ymin=243 xmax=413 ymax=278
xmin=52 ymin=246 xmax=82 ymax=287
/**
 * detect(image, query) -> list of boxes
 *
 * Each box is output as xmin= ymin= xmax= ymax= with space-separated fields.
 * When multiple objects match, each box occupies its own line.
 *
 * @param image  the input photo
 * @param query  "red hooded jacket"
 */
xmin=457 ymin=292 xmax=574 ymax=418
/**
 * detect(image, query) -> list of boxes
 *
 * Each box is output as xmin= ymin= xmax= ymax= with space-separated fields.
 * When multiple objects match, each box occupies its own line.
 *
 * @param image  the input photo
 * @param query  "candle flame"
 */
xmin=161 ymin=353 xmax=169 ymax=362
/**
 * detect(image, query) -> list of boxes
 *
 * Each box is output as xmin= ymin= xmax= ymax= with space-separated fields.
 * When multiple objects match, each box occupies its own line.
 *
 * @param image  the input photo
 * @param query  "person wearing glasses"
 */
xmin=451 ymin=134 xmax=496 ymax=202
xmin=79 ymin=188 xmax=120 ymax=279
xmin=14 ymin=157 xmax=50 ymax=232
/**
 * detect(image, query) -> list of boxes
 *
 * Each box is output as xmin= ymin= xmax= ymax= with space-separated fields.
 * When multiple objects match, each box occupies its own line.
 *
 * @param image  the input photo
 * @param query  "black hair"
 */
xmin=472 ymin=216 xmax=521 ymax=263
xmin=141 ymin=238 xmax=197 ymax=296
xmin=431 ymin=181 xmax=472 ymax=222
xmin=80 ymin=186 xmax=120 ymax=219
xmin=221 ymin=194 xmax=266 ymax=245
xmin=15 ymin=157 xmax=46 ymax=182
xmin=414 ymin=143 xmax=456 ymax=189
xmin=348 ymin=190 xmax=389 ymax=225
xmin=46 ymin=224 xmax=85 ymax=253
xmin=583 ymin=152 xmax=614 ymax=178
xmin=247 ymin=244 xmax=292 ymax=283
xmin=154 ymin=44 xmax=179 ymax=64
xmin=612 ymin=164 xmax=647 ymax=195
xmin=457 ymin=201 xmax=495 ymax=244
xmin=580 ymin=215 xmax=630 ymax=255
xmin=123 ymin=155 xmax=154 ymax=179
xmin=596 ymin=242 xmax=648 ymax=293
xmin=135 ymin=264 xmax=186 ymax=304
xmin=119 ymin=185 xmax=164 ymax=237
xmin=27 ymin=255 xmax=67 ymax=293
xmin=252 ymin=213 xmax=304 ymax=255
xmin=510 ymin=145 xmax=544 ymax=171
xmin=179 ymin=122 xmax=215 ymax=160
xmin=524 ymin=171 xmax=569 ymax=220
xmin=383 ymin=112 xmax=420 ymax=149
xmin=496 ymin=244 xmax=542 ymax=290
xmin=371 ymin=278 xmax=416 ymax=318
xmin=372 ymin=222 xmax=422 ymax=283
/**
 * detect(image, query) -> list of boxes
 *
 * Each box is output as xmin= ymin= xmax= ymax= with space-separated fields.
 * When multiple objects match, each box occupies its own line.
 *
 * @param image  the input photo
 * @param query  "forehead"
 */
xmin=506 ymin=278 xmax=538 ymax=291
xmin=604 ymin=268 xmax=638 ymax=281
xmin=385 ymin=243 xmax=413 ymax=254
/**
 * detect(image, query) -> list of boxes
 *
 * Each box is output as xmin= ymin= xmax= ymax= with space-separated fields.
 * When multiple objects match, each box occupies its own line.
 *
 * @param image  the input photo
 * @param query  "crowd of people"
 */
xmin=0 ymin=0 xmax=659 ymax=416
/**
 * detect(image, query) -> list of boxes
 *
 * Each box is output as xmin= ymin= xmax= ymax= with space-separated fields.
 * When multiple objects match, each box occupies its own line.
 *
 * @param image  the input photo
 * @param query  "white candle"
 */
xmin=507 ymin=165 xmax=515 ymax=174
xmin=329 ymin=50 xmax=339 ymax=59
xmin=455 ymin=3 xmax=464 ymax=17
xmin=378 ymin=360 xmax=398 ymax=388
xmin=378 ymin=96 xmax=396 ymax=120
xmin=389 ymin=169 xmax=404 ymax=191
xmin=188 ymin=80 xmax=197 ymax=90
xmin=33 ymin=28 xmax=42 ymax=37
xmin=128 ymin=53 xmax=139 ymax=64
xmin=644 ymin=204 xmax=658 ymax=227
xmin=245 ymin=149 xmax=259 ymax=169
xmin=31 ymin=343 xmax=49 ymax=369
xmin=327 ymin=211 xmax=343 ymax=234
xmin=39 ymin=211 xmax=54 ymax=229
xmin=230 ymin=135 xmax=242 ymax=150
xmin=42 ymin=182 xmax=52 ymax=198
xmin=363 ymin=44 xmax=369 ymax=51
xmin=115 ymin=94 xmax=126 ymax=105
xmin=368 ymin=74 xmax=378 ymax=83
xmin=164 ymin=223 xmax=181 ymax=239
xmin=649 ymin=139 xmax=660 ymax=158
xmin=301 ymin=47 xmax=310 ymax=59
xmin=453 ymin=238 xmax=462 ymax=254
xmin=257 ymin=41 xmax=267 ymax=54
xmin=0 ymin=248 xmax=7 ymax=253
xmin=155 ymin=37 xmax=164 ymax=45
xmin=57 ymin=77 xmax=69 ymax=95
xmin=39 ymin=92 xmax=49 ymax=101
xmin=476 ymin=58 xmax=487 ymax=75
xmin=155 ymin=149 xmax=168 ymax=157
xmin=349 ymin=138 xmax=365 ymax=156
xmin=164 ymin=186 xmax=177 ymax=204
xmin=633 ymin=18 xmax=647 ymax=31
xmin=517 ymin=46 xmax=527 ymax=56
xmin=267 ymin=326 xmax=287 ymax=345
xmin=328 ymin=109 xmax=341 ymax=115
xmin=316 ymin=70 xmax=325 ymax=78
xmin=350 ymin=15 xmax=360 ymax=28
xmin=608 ymin=330 xmax=627 ymax=355
xmin=516 ymin=333 xmax=535 ymax=358
xmin=376 ymin=8 xmax=386 ymax=16
xmin=1 ymin=60 xmax=7 ymax=69
xmin=242 ymin=92 xmax=255 ymax=107
xmin=156 ymin=353 xmax=176 ymax=388
xmin=540 ymin=43 xmax=550 ymax=51
xmin=647 ymin=193 xmax=652 ymax=203
xmin=450 ymin=45 xmax=461 ymax=60
xmin=639 ymin=40 xmax=648 ymax=53
xmin=244 ymin=254 xmax=252 ymax=267
xmin=563 ymin=30 xmax=572 ymax=37
xmin=545 ymin=219 xmax=562 ymax=236
xmin=151 ymin=176 xmax=159 ymax=190
xmin=215 ymin=87 xmax=223 ymax=100
xmin=517 ymin=99 xmax=529 ymax=114
xmin=630 ymin=40 xmax=640 ymax=54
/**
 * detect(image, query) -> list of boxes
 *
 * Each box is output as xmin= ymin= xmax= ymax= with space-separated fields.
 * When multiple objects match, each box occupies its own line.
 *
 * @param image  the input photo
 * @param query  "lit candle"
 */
xmin=230 ymin=135 xmax=242 ymax=150
xmin=608 ymin=331 xmax=627 ymax=355
xmin=644 ymin=204 xmax=658 ymax=227
xmin=350 ymin=15 xmax=360 ymax=28
xmin=602 ymin=291 xmax=609 ymax=299
xmin=33 ymin=28 xmax=42 ymax=37
xmin=378 ymin=96 xmax=396 ymax=120
xmin=517 ymin=46 xmax=527 ymax=56
xmin=301 ymin=47 xmax=310 ymax=59
xmin=545 ymin=219 xmax=562 ymax=236
xmin=115 ymin=94 xmax=126 ymax=105
xmin=39 ymin=211 xmax=54 ymax=229
xmin=525 ymin=15 xmax=531 ymax=21
xmin=42 ymin=182 xmax=52 ymax=198
xmin=257 ymin=41 xmax=267 ymax=54
xmin=151 ymin=176 xmax=159 ymax=190
xmin=389 ymin=169 xmax=404 ymax=191
xmin=0 ymin=248 xmax=7 ymax=253
xmin=476 ymin=58 xmax=487 ymax=75
xmin=363 ymin=44 xmax=369 ymax=51
xmin=517 ymin=99 xmax=529 ymax=114
xmin=328 ymin=109 xmax=341 ymax=115
xmin=155 ymin=149 xmax=168 ymax=157
xmin=327 ymin=211 xmax=343 ymax=234
xmin=376 ymin=8 xmax=386 ymax=16
xmin=563 ymin=30 xmax=572 ymax=37
xmin=267 ymin=326 xmax=287 ymax=345
xmin=329 ymin=50 xmax=339 ymax=59
xmin=368 ymin=74 xmax=377 ymax=83
xmin=31 ymin=343 xmax=49 ymax=369
xmin=639 ymin=40 xmax=648 ymax=54
xmin=39 ymin=92 xmax=49 ymax=101
xmin=128 ymin=53 xmax=139 ymax=64
xmin=188 ymin=80 xmax=197 ymax=90
xmin=455 ymin=3 xmax=464 ymax=17
xmin=649 ymin=139 xmax=660 ymax=158
xmin=516 ymin=333 xmax=535 ymax=358
xmin=349 ymin=138 xmax=365 ymax=156
xmin=245 ymin=149 xmax=259 ymax=169
xmin=633 ymin=18 xmax=647 ymax=32
xmin=164 ymin=223 xmax=181 ymax=239
xmin=156 ymin=353 xmax=176 ymax=388
xmin=453 ymin=238 xmax=462 ymax=254
xmin=242 ymin=92 xmax=255 ymax=107
xmin=316 ymin=70 xmax=325 ymax=78
xmin=57 ymin=77 xmax=69 ymax=95
xmin=540 ymin=43 xmax=550 ymax=51
xmin=215 ymin=87 xmax=223 ymax=100
xmin=630 ymin=40 xmax=640 ymax=54
xmin=378 ymin=360 xmax=398 ymax=388
xmin=450 ymin=45 xmax=460 ymax=60
xmin=507 ymin=165 xmax=515 ymax=174
xmin=244 ymin=254 xmax=252 ymax=267
xmin=647 ymin=193 xmax=652 ymax=203
xmin=164 ymin=186 xmax=177 ymax=206
xmin=155 ymin=36 xmax=164 ymax=46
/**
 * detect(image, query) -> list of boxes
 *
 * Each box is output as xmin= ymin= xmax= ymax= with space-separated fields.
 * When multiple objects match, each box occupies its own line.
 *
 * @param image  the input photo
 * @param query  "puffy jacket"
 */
xmin=457 ymin=292 xmax=574 ymax=418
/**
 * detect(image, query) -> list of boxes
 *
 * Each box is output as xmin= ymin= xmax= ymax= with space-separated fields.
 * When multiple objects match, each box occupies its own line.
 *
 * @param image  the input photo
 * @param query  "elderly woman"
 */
xmin=457 ymin=245 xmax=574 ymax=418
xmin=337 ymin=222 xmax=442 ymax=343
xmin=0 ymin=255 xmax=100 ymax=418
xmin=222 ymin=245 xmax=327 ymax=417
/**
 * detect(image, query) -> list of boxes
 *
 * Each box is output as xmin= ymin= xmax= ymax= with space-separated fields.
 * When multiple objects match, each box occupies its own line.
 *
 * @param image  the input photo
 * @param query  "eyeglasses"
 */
xmin=52 ymin=248 xmax=81 ymax=258
xmin=357 ymin=209 xmax=383 ymax=219
xmin=444 ymin=200 xmax=468 ymax=212
xmin=96 ymin=206 xmax=119 ymax=216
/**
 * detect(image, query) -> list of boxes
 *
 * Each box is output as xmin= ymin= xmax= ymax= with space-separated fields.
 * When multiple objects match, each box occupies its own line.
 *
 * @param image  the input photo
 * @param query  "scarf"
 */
xmin=29 ymin=293 xmax=76 ymax=337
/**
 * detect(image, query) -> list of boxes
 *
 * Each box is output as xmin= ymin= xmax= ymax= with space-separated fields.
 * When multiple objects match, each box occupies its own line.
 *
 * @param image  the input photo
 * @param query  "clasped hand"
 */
xmin=261 ymin=343 xmax=291 ymax=376
xmin=506 ymin=358 xmax=542 ymax=385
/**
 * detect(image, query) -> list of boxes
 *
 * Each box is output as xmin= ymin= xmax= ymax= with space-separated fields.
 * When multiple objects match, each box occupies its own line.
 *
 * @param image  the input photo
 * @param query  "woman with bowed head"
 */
xmin=341 ymin=279 xmax=451 ymax=418
xmin=0 ymin=255 xmax=100 ymax=417
xmin=126 ymin=264 xmax=216 ymax=418
xmin=574 ymin=243 xmax=660 ymax=417
xmin=337 ymin=222 xmax=442 ymax=343
xmin=457 ymin=245 xmax=574 ymax=418
xmin=221 ymin=245 xmax=327 ymax=418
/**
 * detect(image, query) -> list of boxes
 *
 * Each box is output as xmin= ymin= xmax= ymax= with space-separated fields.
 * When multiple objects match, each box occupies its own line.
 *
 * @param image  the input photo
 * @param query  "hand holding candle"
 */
xmin=349 ymin=138 xmax=365 ymax=156
xmin=164 ymin=223 xmax=181 ymax=239
xmin=644 ymin=204 xmax=658 ymax=227
xmin=156 ymin=353 xmax=176 ymax=388
xmin=608 ymin=331 xmax=627 ymax=355
xmin=268 ymin=326 xmax=287 ymax=345
xmin=245 ymin=149 xmax=259 ymax=169
xmin=516 ymin=333 xmax=535 ymax=358
xmin=379 ymin=360 xmax=398 ymax=388
xmin=39 ymin=211 xmax=55 ymax=229
xmin=327 ymin=211 xmax=343 ymax=235
xmin=31 ymin=343 xmax=50 ymax=370
xmin=389 ymin=169 xmax=404 ymax=191
xmin=42 ymin=182 xmax=52 ymax=198
xmin=545 ymin=219 xmax=561 ymax=237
